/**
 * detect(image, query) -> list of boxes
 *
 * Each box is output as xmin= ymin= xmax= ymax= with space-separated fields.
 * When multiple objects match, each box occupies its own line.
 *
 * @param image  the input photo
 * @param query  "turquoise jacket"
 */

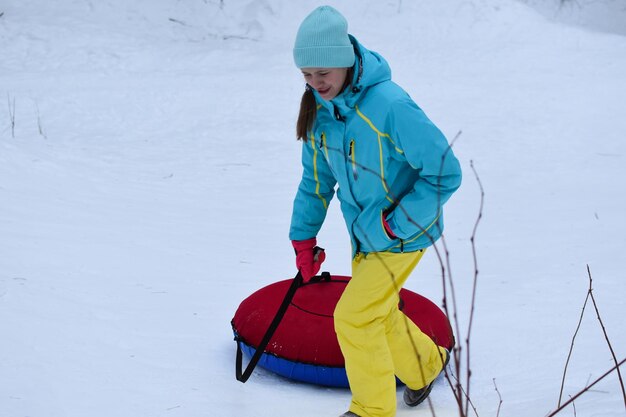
xmin=289 ymin=37 xmax=462 ymax=256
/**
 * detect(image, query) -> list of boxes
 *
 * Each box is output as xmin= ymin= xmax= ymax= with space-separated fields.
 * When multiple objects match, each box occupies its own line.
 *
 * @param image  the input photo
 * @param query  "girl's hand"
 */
xmin=292 ymin=238 xmax=326 ymax=282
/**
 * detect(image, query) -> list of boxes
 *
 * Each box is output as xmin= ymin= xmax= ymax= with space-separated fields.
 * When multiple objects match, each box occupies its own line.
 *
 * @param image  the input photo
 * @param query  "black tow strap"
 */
xmin=235 ymin=271 xmax=303 ymax=383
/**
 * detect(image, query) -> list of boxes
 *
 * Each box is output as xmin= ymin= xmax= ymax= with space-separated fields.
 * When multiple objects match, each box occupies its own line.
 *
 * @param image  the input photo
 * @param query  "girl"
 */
xmin=289 ymin=6 xmax=462 ymax=417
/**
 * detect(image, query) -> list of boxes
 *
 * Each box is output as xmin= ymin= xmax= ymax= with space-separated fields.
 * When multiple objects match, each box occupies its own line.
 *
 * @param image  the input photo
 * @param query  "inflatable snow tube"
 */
xmin=231 ymin=273 xmax=453 ymax=388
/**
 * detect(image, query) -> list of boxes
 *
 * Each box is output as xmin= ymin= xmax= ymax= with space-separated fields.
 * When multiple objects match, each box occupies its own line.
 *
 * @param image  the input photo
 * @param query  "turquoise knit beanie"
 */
xmin=293 ymin=6 xmax=355 ymax=69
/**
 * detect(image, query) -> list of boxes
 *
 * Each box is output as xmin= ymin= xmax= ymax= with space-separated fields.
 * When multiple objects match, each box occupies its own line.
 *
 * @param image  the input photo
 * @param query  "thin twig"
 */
xmin=444 ymin=367 xmax=480 ymax=417
xmin=436 ymin=233 xmax=464 ymax=414
xmin=464 ymin=160 xmax=483 ymax=415
xmin=493 ymin=378 xmax=502 ymax=417
xmin=547 ymin=358 xmax=626 ymax=417
xmin=433 ymin=131 xmax=468 ymax=416
xmin=441 ymin=367 xmax=466 ymax=415
xmin=557 ymin=281 xmax=591 ymax=407
xmin=586 ymin=265 xmax=626 ymax=409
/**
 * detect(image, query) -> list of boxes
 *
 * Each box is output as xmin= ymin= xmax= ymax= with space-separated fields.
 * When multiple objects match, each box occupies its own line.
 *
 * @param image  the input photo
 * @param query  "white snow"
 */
xmin=1 ymin=1 xmax=625 ymax=416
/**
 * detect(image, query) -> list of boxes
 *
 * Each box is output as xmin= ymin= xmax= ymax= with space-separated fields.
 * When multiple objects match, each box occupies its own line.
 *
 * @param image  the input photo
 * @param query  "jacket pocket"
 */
xmin=353 ymin=201 xmax=397 ymax=253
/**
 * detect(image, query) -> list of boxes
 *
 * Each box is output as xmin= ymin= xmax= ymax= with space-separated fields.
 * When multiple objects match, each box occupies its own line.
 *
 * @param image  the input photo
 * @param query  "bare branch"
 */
xmin=557 ymin=277 xmax=591 ymax=407
xmin=570 ymin=395 xmax=577 ymax=417
xmin=586 ymin=265 xmax=626 ymax=409
xmin=464 ymin=160 xmax=483 ymax=415
xmin=493 ymin=378 xmax=502 ymax=417
xmin=443 ymin=366 xmax=480 ymax=417
xmin=548 ymin=358 xmax=626 ymax=417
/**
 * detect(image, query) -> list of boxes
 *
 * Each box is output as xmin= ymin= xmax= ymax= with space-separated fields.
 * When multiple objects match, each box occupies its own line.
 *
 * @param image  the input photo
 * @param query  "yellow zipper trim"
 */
xmin=309 ymin=131 xmax=328 ymax=210
xmin=355 ymin=105 xmax=403 ymax=154
xmin=392 ymin=210 xmax=441 ymax=249
xmin=355 ymin=105 xmax=399 ymax=203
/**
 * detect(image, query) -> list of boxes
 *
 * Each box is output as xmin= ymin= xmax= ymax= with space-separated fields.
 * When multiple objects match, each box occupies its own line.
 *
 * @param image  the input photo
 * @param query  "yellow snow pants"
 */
xmin=334 ymin=250 xmax=447 ymax=417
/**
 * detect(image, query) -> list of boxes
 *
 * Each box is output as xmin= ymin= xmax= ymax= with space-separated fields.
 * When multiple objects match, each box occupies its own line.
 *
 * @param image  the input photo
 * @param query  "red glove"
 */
xmin=292 ymin=238 xmax=326 ymax=282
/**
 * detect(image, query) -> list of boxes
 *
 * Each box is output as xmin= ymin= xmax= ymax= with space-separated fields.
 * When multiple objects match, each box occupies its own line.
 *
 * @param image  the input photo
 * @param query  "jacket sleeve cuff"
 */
xmin=292 ymin=237 xmax=317 ymax=253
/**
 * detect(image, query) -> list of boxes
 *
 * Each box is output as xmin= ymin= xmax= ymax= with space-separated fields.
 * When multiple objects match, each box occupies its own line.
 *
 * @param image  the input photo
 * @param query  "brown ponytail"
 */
xmin=296 ymin=87 xmax=317 ymax=141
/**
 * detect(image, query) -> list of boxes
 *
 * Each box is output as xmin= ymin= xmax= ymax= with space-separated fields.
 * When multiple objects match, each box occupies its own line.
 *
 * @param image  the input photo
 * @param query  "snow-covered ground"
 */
xmin=1 ymin=1 xmax=625 ymax=416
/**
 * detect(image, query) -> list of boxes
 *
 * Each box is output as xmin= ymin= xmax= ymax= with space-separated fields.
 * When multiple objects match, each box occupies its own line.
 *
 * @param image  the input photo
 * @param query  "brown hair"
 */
xmin=296 ymin=68 xmax=354 ymax=141
xmin=296 ymin=86 xmax=317 ymax=141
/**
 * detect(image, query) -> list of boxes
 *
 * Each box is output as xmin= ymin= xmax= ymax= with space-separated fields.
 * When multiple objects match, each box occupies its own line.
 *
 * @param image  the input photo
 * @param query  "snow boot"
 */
xmin=338 ymin=412 xmax=360 ymax=417
xmin=403 ymin=349 xmax=450 ymax=407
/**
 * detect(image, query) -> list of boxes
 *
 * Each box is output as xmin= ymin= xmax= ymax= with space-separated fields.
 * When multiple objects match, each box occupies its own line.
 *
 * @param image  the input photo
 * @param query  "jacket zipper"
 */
xmin=349 ymin=139 xmax=358 ymax=180
xmin=320 ymin=132 xmax=329 ymax=160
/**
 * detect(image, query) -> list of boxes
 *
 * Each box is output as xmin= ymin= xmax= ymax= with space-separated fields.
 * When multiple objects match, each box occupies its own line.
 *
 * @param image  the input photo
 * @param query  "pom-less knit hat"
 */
xmin=293 ymin=6 xmax=355 ymax=69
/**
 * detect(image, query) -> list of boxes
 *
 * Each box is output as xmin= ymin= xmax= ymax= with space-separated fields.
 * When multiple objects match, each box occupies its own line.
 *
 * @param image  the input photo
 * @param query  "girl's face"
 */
xmin=301 ymin=67 xmax=349 ymax=100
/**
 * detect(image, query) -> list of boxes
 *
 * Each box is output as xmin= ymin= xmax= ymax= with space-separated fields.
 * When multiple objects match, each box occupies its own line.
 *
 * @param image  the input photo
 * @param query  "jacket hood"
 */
xmin=346 ymin=35 xmax=392 ymax=103
xmin=312 ymin=35 xmax=392 ymax=112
